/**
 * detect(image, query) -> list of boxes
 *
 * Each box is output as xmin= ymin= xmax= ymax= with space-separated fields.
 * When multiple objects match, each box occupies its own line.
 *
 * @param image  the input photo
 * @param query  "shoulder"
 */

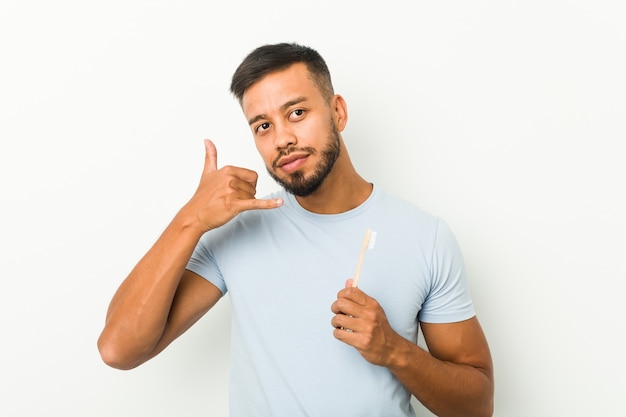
xmin=373 ymin=188 xmax=441 ymax=231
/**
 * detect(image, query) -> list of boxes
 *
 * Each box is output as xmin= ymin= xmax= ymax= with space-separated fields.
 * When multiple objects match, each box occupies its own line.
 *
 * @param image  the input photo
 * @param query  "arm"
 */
xmin=331 ymin=283 xmax=494 ymax=417
xmin=97 ymin=139 xmax=282 ymax=370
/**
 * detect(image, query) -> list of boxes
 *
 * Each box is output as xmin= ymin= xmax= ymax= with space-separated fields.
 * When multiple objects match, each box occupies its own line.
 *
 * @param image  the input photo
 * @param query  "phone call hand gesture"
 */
xmin=184 ymin=139 xmax=283 ymax=232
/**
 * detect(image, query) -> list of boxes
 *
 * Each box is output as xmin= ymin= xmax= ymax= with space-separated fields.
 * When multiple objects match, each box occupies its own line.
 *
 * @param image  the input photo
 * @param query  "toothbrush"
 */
xmin=351 ymin=228 xmax=377 ymax=288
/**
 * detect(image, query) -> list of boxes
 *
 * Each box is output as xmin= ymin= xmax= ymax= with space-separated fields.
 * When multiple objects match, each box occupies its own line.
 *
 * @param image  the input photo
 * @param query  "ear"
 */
xmin=332 ymin=94 xmax=348 ymax=132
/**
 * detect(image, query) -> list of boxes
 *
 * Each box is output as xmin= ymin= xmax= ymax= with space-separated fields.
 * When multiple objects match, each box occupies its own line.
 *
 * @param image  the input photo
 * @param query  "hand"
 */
xmin=331 ymin=279 xmax=404 ymax=367
xmin=184 ymin=139 xmax=283 ymax=232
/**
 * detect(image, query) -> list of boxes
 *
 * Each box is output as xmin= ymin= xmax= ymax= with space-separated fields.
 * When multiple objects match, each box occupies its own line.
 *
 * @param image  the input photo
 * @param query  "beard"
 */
xmin=266 ymin=121 xmax=341 ymax=197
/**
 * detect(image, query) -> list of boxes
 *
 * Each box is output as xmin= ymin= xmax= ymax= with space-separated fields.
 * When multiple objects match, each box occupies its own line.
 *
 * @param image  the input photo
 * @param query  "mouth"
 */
xmin=275 ymin=152 xmax=310 ymax=173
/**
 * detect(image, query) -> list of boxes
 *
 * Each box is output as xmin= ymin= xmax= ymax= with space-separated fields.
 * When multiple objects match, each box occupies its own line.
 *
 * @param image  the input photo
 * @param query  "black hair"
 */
xmin=230 ymin=42 xmax=334 ymax=103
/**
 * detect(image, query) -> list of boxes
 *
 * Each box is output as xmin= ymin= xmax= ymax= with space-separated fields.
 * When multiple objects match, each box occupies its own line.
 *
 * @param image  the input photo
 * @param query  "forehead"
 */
xmin=241 ymin=63 xmax=322 ymax=117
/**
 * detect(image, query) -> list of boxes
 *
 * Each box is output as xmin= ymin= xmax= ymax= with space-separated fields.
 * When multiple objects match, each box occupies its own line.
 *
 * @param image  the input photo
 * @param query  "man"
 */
xmin=98 ymin=42 xmax=494 ymax=417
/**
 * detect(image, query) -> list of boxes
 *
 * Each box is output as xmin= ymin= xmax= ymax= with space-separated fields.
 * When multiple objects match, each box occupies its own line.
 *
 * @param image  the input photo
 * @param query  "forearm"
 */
xmin=98 ymin=209 xmax=204 ymax=368
xmin=388 ymin=337 xmax=494 ymax=417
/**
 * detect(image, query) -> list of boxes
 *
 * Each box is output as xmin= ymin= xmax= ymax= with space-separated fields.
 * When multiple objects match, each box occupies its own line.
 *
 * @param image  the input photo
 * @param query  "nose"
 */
xmin=274 ymin=124 xmax=297 ymax=150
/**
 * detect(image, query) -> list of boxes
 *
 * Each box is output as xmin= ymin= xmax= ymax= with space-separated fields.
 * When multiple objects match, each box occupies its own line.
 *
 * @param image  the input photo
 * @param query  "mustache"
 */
xmin=272 ymin=146 xmax=316 ymax=168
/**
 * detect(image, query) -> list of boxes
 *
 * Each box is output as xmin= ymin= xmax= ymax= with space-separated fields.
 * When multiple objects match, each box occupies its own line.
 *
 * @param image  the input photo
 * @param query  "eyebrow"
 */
xmin=247 ymin=96 xmax=308 ymax=126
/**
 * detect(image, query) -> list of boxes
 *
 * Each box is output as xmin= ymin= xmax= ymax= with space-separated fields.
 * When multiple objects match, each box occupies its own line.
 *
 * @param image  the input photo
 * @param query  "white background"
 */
xmin=1 ymin=1 xmax=625 ymax=416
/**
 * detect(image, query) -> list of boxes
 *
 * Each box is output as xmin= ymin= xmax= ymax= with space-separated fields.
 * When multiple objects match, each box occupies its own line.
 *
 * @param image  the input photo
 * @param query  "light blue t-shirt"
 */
xmin=187 ymin=186 xmax=475 ymax=417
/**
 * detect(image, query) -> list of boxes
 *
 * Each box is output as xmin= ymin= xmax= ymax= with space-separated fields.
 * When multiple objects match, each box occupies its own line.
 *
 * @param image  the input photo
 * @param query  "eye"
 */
xmin=255 ymin=122 xmax=271 ymax=134
xmin=289 ymin=109 xmax=305 ymax=120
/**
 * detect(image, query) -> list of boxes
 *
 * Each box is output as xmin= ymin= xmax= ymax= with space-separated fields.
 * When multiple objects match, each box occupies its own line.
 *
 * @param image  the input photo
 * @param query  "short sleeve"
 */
xmin=186 ymin=231 xmax=228 ymax=295
xmin=418 ymin=219 xmax=475 ymax=323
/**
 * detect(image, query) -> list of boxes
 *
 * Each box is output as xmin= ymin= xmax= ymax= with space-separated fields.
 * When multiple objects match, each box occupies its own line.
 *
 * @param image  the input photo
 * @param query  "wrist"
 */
xmin=173 ymin=204 xmax=209 ymax=237
xmin=386 ymin=334 xmax=421 ymax=370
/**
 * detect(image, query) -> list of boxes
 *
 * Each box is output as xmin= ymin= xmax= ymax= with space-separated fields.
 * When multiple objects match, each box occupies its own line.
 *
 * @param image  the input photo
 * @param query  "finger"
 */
xmin=332 ymin=314 xmax=360 ymax=336
xmin=331 ymin=313 xmax=356 ymax=329
xmin=337 ymin=286 xmax=368 ymax=306
xmin=233 ymin=197 xmax=284 ymax=212
xmin=345 ymin=278 xmax=354 ymax=288
xmin=333 ymin=326 xmax=358 ymax=340
xmin=226 ymin=168 xmax=260 ymax=192
xmin=330 ymin=296 xmax=359 ymax=317
xmin=203 ymin=139 xmax=218 ymax=174
xmin=227 ymin=176 xmax=258 ymax=197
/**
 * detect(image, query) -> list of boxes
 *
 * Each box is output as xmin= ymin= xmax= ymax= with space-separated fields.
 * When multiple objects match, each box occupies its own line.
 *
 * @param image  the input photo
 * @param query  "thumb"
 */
xmin=345 ymin=278 xmax=354 ymax=288
xmin=203 ymin=139 xmax=218 ymax=173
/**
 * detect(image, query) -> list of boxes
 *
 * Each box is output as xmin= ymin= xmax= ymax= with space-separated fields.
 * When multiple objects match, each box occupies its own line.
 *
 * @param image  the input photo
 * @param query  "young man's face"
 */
xmin=241 ymin=63 xmax=343 ymax=197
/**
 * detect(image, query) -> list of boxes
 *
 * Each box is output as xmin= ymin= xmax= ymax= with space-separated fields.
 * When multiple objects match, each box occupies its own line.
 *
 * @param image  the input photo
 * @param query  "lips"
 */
xmin=275 ymin=152 xmax=310 ymax=173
